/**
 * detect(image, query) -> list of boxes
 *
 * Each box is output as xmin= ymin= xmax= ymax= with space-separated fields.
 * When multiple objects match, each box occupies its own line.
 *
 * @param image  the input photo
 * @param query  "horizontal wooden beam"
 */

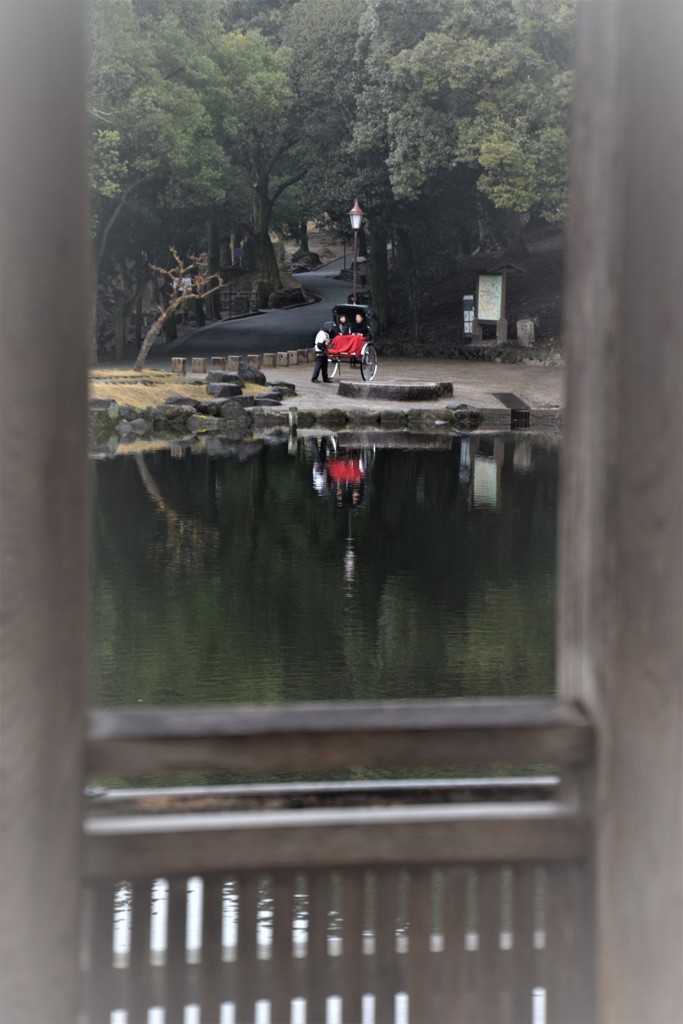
xmin=86 ymin=698 xmax=593 ymax=776
xmin=84 ymin=801 xmax=589 ymax=879
xmin=86 ymin=775 xmax=560 ymax=816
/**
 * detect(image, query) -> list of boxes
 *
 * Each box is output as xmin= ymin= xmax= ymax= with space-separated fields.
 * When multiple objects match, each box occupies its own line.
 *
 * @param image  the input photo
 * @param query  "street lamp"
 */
xmin=347 ymin=198 xmax=365 ymax=303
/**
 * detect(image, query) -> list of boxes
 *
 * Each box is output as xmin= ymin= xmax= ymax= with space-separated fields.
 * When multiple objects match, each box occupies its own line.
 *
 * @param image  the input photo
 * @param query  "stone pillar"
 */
xmin=171 ymin=357 xmax=187 ymax=374
xmin=277 ymin=352 xmax=289 ymax=368
xmin=191 ymin=357 xmax=207 ymax=374
xmin=211 ymin=356 xmax=226 ymax=370
xmin=516 ymin=319 xmax=535 ymax=347
xmin=247 ymin=354 xmax=262 ymax=369
xmin=262 ymin=352 xmax=276 ymax=369
xmin=227 ymin=356 xmax=240 ymax=372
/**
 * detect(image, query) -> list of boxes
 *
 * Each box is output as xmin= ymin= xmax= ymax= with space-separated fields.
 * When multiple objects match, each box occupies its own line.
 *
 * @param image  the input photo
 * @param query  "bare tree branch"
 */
xmin=133 ymin=248 xmax=225 ymax=371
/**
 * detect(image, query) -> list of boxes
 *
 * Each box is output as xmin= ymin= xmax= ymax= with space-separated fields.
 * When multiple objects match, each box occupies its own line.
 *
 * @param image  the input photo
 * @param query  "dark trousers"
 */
xmin=311 ymin=353 xmax=329 ymax=381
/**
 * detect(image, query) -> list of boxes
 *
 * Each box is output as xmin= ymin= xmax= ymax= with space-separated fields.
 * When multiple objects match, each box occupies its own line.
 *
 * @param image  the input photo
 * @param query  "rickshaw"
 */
xmin=326 ymin=303 xmax=379 ymax=381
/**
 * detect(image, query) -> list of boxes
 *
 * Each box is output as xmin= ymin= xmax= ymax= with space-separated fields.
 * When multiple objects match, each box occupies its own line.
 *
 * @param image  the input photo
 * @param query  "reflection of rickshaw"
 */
xmin=311 ymin=437 xmax=374 ymax=508
xmin=327 ymin=303 xmax=379 ymax=381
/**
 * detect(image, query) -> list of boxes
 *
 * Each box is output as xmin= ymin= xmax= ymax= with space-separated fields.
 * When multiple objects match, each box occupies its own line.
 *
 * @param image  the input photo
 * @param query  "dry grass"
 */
xmin=90 ymin=370 xmax=206 ymax=408
xmin=89 ymin=368 xmax=268 ymax=408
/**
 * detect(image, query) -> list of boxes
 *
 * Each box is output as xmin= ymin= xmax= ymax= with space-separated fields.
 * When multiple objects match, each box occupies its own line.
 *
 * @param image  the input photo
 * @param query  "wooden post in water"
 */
xmin=558 ymin=3 xmax=683 ymax=1021
xmin=0 ymin=2 xmax=88 ymax=1022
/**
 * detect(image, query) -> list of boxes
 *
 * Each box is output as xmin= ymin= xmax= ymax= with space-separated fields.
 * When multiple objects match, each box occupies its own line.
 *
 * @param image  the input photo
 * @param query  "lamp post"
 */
xmin=347 ymin=198 xmax=365 ymax=303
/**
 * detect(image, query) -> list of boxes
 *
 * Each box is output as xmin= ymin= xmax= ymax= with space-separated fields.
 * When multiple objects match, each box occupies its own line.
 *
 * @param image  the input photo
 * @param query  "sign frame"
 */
xmin=476 ymin=273 xmax=506 ymax=323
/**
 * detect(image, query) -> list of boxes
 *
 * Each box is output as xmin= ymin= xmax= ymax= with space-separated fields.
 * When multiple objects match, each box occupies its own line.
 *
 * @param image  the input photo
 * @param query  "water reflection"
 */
xmin=90 ymin=432 xmax=559 ymax=711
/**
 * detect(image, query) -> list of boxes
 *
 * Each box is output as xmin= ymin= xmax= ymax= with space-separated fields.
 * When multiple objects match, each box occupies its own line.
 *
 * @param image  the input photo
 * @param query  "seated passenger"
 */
xmin=337 ymin=313 xmax=351 ymax=335
xmin=353 ymin=312 xmax=368 ymax=336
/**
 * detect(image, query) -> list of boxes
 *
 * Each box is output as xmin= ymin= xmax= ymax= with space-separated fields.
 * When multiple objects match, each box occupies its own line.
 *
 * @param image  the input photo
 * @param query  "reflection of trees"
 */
xmin=134 ymin=454 xmax=219 ymax=575
xmin=90 ymin=437 xmax=560 ymax=713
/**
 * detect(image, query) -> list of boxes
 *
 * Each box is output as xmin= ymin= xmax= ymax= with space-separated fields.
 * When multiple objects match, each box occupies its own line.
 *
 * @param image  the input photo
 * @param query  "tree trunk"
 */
xmin=208 ymin=218 xmax=222 ymax=320
xmin=396 ymin=226 xmax=421 ymax=343
xmin=134 ymin=318 xmax=164 ymax=371
xmin=295 ymin=221 xmax=309 ymax=253
xmin=134 ymin=292 xmax=143 ymax=344
xmin=367 ymin=222 xmax=391 ymax=330
xmin=113 ymin=292 xmax=127 ymax=361
xmin=501 ymin=210 xmax=530 ymax=258
xmin=252 ymin=183 xmax=282 ymax=291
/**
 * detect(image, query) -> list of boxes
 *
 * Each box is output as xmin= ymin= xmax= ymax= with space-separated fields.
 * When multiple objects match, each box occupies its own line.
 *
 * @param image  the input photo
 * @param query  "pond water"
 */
xmin=90 ymin=431 xmax=558 ymax=713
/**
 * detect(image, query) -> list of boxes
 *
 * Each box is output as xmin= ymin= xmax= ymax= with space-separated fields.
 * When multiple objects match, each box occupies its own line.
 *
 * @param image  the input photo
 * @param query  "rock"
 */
xmin=238 ymin=361 xmax=267 ymax=386
xmin=206 ymin=383 xmax=242 ymax=398
xmin=197 ymin=398 xmax=232 ymax=415
xmin=207 ymin=371 xmax=242 ymax=384
xmin=115 ymin=420 xmax=133 ymax=436
xmin=379 ymin=410 xmax=407 ymax=429
xmin=314 ymin=408 xmax=347 ymax=428
xmin=345 ymin=408 xmax=381 ymax=426
xmin=447 ymin=403 xmax=483 ymax=429
xmin=186 ymin=414 xmax=223 ymax=433
xmin=89 ymin=398 xmax=119 ymax=420
xmin=157 ymin=403 xmax=196 ymax=420
xmin=269 ymin=381 xmax=296 ymax=392
xmin=251 ymin=408 xmax=290 ymax=430
xmin=128 ymin=418 xmax=151 ymax=435
xmin=164 ymin=395 xmax=201 ymax=407
xmin=406 ymin=408 xmax=441 ymax=427
xmin=218 ymin=400 xmax=253 ymax=438
xmin=295 ymin=411 xmax=316 ymax=428
xmin=254 ymin=397 xmax=281 ymax=406
xmin=117 ymin=405 xmax=138 ymax=420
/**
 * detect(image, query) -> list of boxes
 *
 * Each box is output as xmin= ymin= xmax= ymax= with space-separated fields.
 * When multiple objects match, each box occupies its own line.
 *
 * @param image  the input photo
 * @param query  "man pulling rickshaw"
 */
xmin=312 ymin=302 xmax=379 ymax=382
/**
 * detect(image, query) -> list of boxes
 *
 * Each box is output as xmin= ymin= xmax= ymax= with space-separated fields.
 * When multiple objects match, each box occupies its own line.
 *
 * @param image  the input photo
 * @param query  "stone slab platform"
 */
xmin=338 ymin=380 xmax=453 ymax=402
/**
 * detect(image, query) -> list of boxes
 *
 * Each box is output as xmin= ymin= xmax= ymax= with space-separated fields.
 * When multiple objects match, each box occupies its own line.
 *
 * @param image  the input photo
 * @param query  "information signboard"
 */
xmin=476 ymin=274 xmax=505 ymax=322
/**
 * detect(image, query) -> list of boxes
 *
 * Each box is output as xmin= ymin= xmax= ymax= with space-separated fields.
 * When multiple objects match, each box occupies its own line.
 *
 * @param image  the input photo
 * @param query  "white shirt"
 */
xmin=314 ymin=330 xmax=329 ymax=353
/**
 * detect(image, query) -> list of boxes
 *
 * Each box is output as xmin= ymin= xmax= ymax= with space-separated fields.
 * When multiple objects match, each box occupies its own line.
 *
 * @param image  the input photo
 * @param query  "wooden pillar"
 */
xmin=0 ymin=3 xmax=89 ymax=1023
xmin=558 ymin=3 xmax=683 ymax=1021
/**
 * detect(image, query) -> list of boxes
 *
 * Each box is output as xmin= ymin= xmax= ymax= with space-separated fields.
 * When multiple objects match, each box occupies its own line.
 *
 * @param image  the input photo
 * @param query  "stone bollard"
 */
xmin=276 ymin=351 xmax=288 ymax=368
xmin=227 ymin=355 xmax=240 ymax=372
xmin=262 ymin=352 xmax=276 ymax=369
xmin=287 ymin=351 xmax=298 ymax=366
xmin=171 ymin=357 xmax=187 ymax=375
xmin=247 ymin=354 xmax=262 ymax=369
xmin=211 ymin=356 xmax=226 ymax=370
xmin=297 ymin=349 xmax=308 ymax=364
xmin=192 ymin=357 xmax=207 ymax=374
xmin=517 ymin=318 xmax=535 ymax=347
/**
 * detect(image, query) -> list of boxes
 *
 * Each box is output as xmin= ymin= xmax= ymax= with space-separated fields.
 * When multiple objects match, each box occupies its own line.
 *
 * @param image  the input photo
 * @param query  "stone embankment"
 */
xmin=89 ymin=351 xmax=564 ymax=456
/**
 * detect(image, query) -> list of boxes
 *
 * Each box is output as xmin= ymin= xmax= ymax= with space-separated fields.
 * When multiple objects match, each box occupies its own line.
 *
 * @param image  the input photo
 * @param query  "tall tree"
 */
xmin=212 ymin=31 xmax=310 ymax=291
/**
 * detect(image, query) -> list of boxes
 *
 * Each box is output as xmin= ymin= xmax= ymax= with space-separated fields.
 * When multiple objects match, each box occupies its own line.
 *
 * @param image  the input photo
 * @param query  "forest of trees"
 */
xmin=89 ymin=0 xmax=576 ymax=362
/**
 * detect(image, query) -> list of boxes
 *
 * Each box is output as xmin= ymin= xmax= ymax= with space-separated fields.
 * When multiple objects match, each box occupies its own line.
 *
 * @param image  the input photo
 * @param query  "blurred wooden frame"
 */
xmin=0 ymin=3 xmax=682 ymax=1022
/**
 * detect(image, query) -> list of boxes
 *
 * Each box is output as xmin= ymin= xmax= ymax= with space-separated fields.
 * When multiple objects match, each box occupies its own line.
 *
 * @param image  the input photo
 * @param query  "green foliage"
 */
xmin=89 ymin=128 xmax=128 ymax=198
xmin=88 ymin=0 xmax=577 ymax=354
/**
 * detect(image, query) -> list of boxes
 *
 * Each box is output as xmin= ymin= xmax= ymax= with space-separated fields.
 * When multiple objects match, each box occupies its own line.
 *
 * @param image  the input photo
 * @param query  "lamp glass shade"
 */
xmin=347 ymin=199 xmax=365 ymax=232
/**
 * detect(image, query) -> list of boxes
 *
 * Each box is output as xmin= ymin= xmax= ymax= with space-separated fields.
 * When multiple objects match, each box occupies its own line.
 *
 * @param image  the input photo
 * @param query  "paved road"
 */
xmin=167 ymin=258 xmax=352 ymax=356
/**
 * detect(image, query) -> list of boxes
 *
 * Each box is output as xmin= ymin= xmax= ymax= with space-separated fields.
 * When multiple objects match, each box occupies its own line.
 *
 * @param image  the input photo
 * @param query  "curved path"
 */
xmin=167 ymin=258 xmax=352 ymax=357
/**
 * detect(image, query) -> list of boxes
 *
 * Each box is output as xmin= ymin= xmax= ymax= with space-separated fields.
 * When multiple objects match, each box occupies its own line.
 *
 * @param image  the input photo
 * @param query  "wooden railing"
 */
xmin=81 ymin=698 xmax=595 ymax=1023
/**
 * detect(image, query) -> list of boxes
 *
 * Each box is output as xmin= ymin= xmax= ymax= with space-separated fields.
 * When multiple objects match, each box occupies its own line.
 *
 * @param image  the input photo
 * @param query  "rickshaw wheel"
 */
xmin=328 ymin=358 xmax=340 ymax=380
xmin=360 ymin=344 xmax=378 ymax=381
